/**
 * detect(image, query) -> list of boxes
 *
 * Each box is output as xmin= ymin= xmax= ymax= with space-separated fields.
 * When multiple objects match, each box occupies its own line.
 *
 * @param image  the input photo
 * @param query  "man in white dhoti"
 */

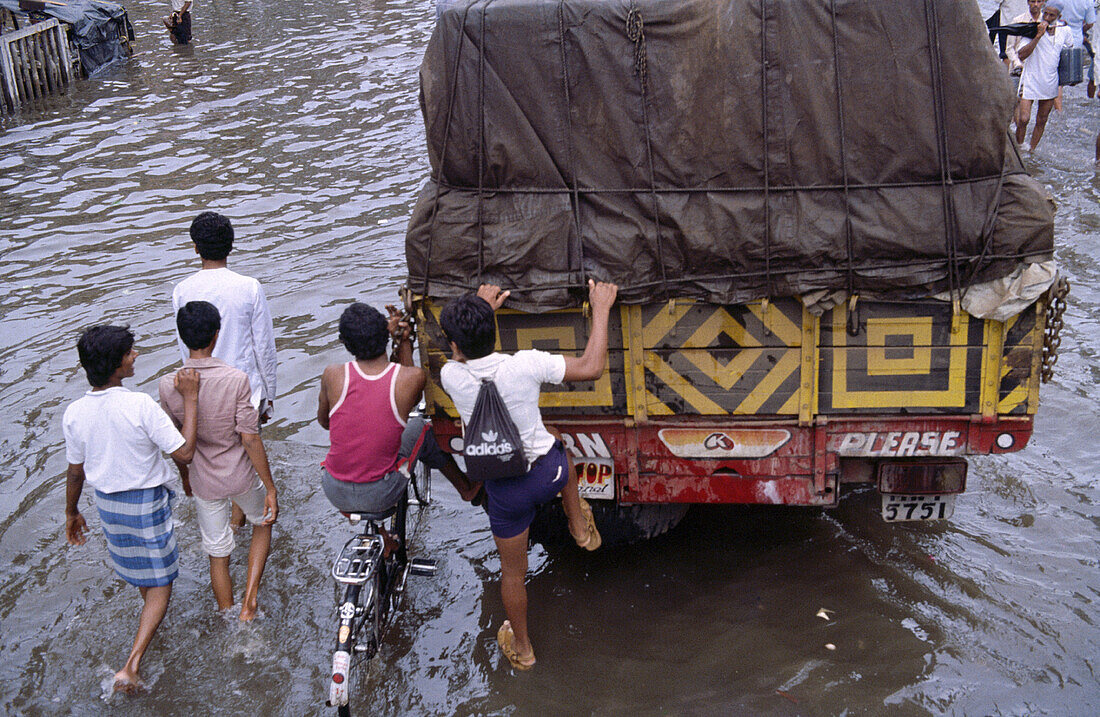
xmin=1015 ymin=0 xmax=1074 ymax=152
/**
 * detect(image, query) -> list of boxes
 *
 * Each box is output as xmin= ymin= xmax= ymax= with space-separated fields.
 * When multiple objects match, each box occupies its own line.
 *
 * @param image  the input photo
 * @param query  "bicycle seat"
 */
xmin=343 ymin=505 xmax=397 ymax=523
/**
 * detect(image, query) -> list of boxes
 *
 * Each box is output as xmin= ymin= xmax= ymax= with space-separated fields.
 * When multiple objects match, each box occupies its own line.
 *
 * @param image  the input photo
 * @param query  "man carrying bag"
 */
xmin=439 ymin=279 xmax=618 ymax=671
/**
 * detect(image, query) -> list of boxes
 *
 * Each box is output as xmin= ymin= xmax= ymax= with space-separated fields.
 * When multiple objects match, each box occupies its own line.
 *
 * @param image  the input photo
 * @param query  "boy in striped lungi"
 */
xmin=63 ymin=325 xmax=200 ymax=694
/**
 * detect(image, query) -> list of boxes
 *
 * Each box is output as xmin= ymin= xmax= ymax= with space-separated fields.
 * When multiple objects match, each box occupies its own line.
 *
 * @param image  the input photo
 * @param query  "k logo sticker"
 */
xmin=704 ymin=432 xmax=736 ymax=451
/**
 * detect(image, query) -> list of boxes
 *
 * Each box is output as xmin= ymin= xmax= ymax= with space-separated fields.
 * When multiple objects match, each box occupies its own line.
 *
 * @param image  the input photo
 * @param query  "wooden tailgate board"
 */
xmin=416 ymin=297 xmax=1038 ymax=420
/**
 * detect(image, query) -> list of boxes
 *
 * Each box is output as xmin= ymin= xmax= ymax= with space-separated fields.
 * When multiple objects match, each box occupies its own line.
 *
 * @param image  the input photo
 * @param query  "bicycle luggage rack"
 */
xmin=332 ymin=533 xmax=384 ymax=585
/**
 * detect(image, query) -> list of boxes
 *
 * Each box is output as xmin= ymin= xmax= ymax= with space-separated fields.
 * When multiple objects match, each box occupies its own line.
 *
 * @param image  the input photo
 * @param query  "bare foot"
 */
xmin=112 ymin=668 xmax=143 ymax=694
xmin=239 ymin=601 xmax=259 ymax=622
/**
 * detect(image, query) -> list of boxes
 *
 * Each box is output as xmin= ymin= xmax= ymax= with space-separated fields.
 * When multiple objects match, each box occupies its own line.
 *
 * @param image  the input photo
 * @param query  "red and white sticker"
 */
xmin=657 ymin=428 xmax=792 ymax=459
xmin=574 ymin=457 xmax=615 ymax=500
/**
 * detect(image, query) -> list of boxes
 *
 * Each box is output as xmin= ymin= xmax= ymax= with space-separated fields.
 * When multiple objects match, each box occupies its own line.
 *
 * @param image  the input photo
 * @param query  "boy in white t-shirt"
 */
xmin=438 ymin=279 xmax=617 ymax=671
xmin=63 ymin=325 xmax=199 ymax=694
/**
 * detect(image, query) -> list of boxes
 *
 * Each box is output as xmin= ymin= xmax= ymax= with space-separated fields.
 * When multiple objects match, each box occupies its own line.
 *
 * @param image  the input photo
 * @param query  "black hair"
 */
xmin=76 ymin=325 xmax=134 ymax=388
xmin=439 ymin=294 xmax=496 ymax=360
xmin=338 ymin=303 xmax=389 ymax=360
xmin=176 ymin=301 xmax=221 ymax=351
xmin=189 ymin=211 xmax=234 ymax=261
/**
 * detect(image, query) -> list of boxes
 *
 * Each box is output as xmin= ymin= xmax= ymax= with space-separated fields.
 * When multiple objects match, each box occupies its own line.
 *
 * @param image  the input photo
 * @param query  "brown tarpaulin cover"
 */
xmin=405 ymin=0 xmax=1054 ymax=311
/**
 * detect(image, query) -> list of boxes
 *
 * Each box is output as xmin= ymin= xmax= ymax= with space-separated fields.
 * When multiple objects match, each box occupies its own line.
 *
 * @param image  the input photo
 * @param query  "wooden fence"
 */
xmin=1 ymin=18 xmax=72 ymax=111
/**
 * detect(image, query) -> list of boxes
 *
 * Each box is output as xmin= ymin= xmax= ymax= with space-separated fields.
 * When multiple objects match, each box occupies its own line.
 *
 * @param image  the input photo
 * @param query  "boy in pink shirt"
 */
xmin=160 ymin=301 xmax=278 ymax=621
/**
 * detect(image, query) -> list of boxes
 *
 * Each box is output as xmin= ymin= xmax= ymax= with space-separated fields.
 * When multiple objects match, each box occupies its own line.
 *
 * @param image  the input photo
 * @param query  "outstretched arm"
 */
xmin=476 ymin=284 xmax=510 ymax=311
xmin=241 ymin=433 xmax=278 ymax=524
xmin=65 ymin=463 xmax=88 ymax=545
xmin=253 ymin=284 xmax=278 ymax=415
xmin=316 ymin=364 xmax=340 ymax=430
xmin=168 ymin=368 xmax=200 ymax=464
xmin=1018 ymin=20 xmax=1048 ymax=61
xmin=563 ymin=280 xmax=619 ymax=382
xmin=386 ymin=305 xmax=416 ymax=367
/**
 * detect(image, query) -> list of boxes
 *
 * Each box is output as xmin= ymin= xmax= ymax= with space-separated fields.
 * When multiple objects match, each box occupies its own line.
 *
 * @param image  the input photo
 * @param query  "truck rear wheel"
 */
xmin=527 ymin=501 xmax=690 ymax=547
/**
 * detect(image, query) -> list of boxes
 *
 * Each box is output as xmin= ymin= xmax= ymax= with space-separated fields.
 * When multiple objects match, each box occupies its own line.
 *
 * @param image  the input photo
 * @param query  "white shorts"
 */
xmin=193 ymin=478 xmax=268 ymax=557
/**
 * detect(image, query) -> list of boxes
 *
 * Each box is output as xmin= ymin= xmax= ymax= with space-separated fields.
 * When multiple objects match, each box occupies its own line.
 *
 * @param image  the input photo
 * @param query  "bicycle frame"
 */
xmin=326 ymin=441 xmax=434 ymax=716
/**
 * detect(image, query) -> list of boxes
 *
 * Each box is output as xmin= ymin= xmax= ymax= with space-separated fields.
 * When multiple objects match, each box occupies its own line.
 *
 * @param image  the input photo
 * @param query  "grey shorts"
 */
xmin=321 ymin=417 xmax=446 ymax=514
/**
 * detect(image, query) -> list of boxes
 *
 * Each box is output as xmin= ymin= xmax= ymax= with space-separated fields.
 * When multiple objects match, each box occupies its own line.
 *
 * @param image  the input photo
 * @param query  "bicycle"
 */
xmin=326 ymin=434 xmax=435 ymax=716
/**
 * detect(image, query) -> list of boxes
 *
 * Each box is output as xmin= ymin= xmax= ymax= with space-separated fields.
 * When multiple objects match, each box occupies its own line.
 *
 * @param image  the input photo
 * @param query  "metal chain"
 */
xmin=1041 ymin=276 xmax=1069 ymax=383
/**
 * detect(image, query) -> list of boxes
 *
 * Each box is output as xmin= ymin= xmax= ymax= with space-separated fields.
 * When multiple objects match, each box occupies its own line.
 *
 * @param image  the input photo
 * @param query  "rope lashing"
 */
xmin=626 ymin=0 xmax=669 ymax=299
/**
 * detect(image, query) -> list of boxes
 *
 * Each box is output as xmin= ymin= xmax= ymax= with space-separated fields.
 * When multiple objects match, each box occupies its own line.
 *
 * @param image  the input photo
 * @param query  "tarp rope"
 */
xmin=558 ymin=0 xmax=586 ymax=287
xmin=627 ymin=1 xmax=670 ymax=299
xmin=429 ymin=173 xmax=1017 ymax=195
xmin=420 ymin=0 xmax=479 ymax=301
xmin=475 ymin=0 xmax=491 ymax=284
xmin=923 ymin=0 xmax=961 ymax=305
xmin=758 ymin=0 xmax=775 ymax=301
xmin=829 ymin=0 xmax=857 ymax=314
xmin=413 ymin=249 xmax=1050 ymax=294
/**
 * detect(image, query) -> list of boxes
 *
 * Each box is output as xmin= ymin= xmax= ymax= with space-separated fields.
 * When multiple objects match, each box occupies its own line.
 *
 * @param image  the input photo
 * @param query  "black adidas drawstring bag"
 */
xmin=463 ymin=377 xmax=527 ymax=481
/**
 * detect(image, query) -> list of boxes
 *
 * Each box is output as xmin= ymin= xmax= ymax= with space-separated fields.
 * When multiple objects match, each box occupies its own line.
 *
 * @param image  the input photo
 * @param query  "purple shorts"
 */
xmin=485 ymin=441 xmax=570 ymax=539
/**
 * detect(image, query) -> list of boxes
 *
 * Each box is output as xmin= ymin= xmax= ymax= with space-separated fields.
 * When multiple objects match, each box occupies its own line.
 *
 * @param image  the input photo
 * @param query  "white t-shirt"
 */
xmin=1019 ymin=26 xmax=1074 ymax=100
xmin=1059 ymin=0 xmax=1096 ymax=47
xmin=63 ymin=387 xmax=185 ymax=493
xmin=440 ymin=350 xmax=566 ymax=465
xmin=173 ymin=267 xmax=277 ymax=410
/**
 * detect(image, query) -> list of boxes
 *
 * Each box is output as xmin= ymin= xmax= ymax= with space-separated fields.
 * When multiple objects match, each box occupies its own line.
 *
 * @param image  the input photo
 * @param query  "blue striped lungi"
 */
xmin=94 ymin=485 xmax=179 ymax=588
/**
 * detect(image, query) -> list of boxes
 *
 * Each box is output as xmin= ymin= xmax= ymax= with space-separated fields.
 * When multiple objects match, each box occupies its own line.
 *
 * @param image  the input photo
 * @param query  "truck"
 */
xmin=401 ymin=0 xmax=1067 ymax=543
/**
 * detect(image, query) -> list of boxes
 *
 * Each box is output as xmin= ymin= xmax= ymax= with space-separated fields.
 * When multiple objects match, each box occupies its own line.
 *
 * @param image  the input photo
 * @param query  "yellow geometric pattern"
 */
xmin=865 ymin=317 xmax=933 ymax=376
xmin=638 ymin=299 xmax=803 ymax=416
xmin=415 ymin=295 xmax=1040 ymax=422
xmin=829 ymin=310 xmax=972 ymax=410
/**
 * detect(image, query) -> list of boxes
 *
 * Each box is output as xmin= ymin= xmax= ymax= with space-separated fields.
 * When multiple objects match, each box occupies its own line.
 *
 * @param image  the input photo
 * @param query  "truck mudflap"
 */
xmin=431 ymin=415 xmax=1032 ymax=507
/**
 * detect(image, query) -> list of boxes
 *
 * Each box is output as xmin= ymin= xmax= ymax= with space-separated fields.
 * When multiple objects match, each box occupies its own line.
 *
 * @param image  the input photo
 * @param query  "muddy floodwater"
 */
xmin=1 ymin=0 xmax=1099 ymax=714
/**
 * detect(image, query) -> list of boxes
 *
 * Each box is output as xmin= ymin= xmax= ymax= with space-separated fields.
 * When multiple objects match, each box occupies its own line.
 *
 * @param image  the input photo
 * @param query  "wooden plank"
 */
xmin=798 ymin=303 xmax=819 ymax=426
xmin=0 ymin=31 xmax=15 ymax=110
xmin=54 ymin=22 xmax=70 ymax=84
xmin=31 ymin=33 xmax=47 ymax=98
xmin=15 ymin=38 xmax=32 ymax=102
xmin=626 ymin=305 xmax=647 ymax=424
xmin=979 ymin=319 xmax=1004 ymax=419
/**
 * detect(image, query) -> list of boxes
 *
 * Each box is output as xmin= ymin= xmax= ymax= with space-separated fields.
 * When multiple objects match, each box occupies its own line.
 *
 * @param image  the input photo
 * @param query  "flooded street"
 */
xmin=1 ymin=0 xmax=1099 ymax=714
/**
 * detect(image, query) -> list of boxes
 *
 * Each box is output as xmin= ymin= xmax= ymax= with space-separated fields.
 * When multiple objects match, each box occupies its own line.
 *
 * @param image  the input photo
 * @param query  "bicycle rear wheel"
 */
xmin=329 ymin=571 xmax=382 ymax=716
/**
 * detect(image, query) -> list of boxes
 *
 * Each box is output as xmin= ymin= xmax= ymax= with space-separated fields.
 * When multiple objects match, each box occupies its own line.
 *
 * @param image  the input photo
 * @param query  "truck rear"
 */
xmin=402 ymin=0 xmax=1064 ymax=542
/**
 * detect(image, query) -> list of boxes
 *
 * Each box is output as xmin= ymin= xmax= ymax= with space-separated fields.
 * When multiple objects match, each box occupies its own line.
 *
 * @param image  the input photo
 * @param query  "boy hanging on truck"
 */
xmin=437 ymin=279 xmax=616 ymax=671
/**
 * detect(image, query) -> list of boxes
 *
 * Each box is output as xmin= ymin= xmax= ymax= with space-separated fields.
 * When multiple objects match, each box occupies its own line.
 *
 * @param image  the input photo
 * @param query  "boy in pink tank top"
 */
xmin=316 ymin=303 xmax=480 ymax=525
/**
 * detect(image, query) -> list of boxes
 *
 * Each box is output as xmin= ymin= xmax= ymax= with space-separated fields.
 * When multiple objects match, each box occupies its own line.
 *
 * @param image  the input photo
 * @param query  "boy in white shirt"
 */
xmin=63 ymin=325 xmax=199 ymax=693
xmin=173 ymin=211 xmax=277 ymax=422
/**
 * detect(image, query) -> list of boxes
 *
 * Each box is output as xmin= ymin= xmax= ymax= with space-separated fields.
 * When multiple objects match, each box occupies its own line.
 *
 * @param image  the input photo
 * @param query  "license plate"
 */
xmin=574 ymin=458 xmax=615 ymax=500
xmin=880 ymin=493 xmax=955 ymax=522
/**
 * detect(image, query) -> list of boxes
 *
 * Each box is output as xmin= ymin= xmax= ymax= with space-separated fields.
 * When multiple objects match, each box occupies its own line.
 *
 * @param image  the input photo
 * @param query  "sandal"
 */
xmin=574 ymin=497 xmax=602 ymax=551
xmin=496 ymin=620 xmax=535 ymax=671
